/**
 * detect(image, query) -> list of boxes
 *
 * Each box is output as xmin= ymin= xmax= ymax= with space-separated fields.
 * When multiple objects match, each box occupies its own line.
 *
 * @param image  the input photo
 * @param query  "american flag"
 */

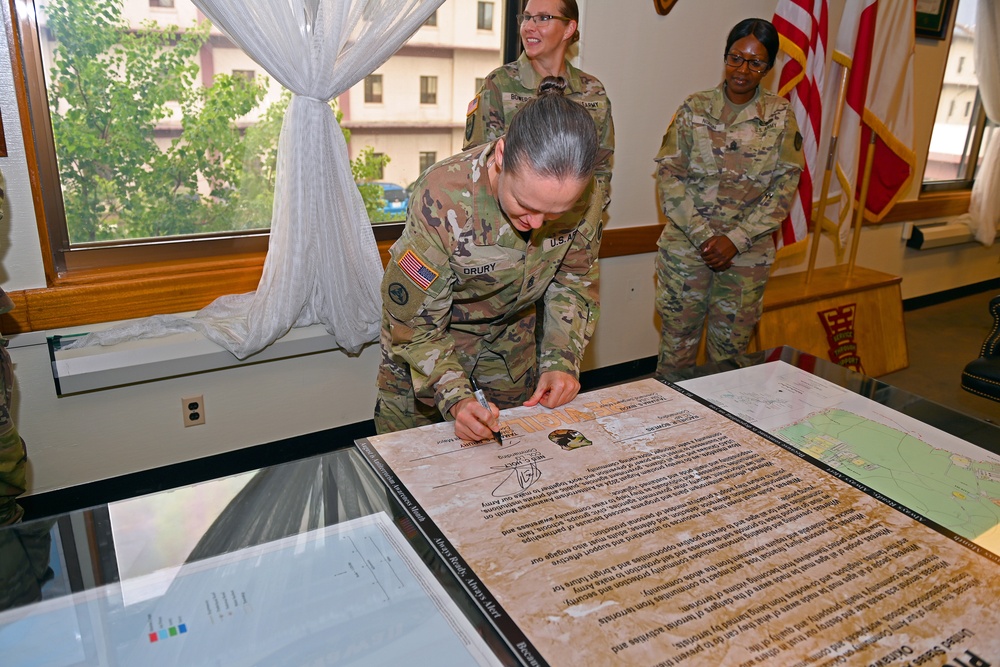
xmin=772 ymin=0 xmax=828 ymax=250
xmin=398 ymin=250 xmax=439 ymax=290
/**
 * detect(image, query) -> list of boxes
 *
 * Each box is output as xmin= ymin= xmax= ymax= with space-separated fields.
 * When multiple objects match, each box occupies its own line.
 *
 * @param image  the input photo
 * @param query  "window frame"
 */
xmin=920 ymin=83 xmax=989 ymax=193
xmin=364 ymin=74 xmax=383 ymax=103
xmin=2 ymin=0 xmax=275 ymax=333
xmin=921 ymin=0 xmax=989 ymax=194
xmin=418 ymin=151 xmax=437 ymax=175
xmin=419 ymin=75 xmax=438 ymax=105
xmin=477 ymin=1 xmax=494 ymax=31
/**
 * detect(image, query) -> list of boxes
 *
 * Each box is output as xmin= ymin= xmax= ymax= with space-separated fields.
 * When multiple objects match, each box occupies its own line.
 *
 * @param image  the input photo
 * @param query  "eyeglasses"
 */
xmin=724 ymin=53 xmax=769 ymax=73
xmin=517 ymin=13 xmax=572 ymax=25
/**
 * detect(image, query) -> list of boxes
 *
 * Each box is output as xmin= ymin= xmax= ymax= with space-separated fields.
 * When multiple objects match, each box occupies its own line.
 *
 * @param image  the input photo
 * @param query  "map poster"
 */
xmin=358 ymin=378 xmax=1000 ymax=667
xmin=677 ymin=361 xmax=1000 ymax=557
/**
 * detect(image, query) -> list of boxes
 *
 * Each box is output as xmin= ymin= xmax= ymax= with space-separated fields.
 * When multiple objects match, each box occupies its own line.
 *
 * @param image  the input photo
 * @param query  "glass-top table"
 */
xmin=1 ymin=346 xmax=997 ymax=666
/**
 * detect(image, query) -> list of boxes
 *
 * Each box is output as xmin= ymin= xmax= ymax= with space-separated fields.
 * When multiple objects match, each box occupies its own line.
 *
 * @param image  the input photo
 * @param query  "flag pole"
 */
xmin=848 ymin=130 xmax=877 ymax=278
xmin=805 ymin=66 xmax=849 ymax=284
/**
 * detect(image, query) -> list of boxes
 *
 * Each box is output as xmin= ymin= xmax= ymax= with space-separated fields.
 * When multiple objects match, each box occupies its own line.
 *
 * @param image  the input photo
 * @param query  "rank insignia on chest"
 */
xmin=398 ymin=250 xmax=439 ymax=290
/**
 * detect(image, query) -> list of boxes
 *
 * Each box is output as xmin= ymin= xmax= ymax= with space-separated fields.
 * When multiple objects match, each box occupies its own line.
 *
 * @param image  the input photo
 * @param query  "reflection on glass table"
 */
xmin=0 ymin=449 xmax=518 ymax=666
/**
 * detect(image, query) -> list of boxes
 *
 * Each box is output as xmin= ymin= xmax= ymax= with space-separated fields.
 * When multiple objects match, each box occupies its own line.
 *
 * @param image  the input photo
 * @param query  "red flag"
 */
xmin=825 ymin=0 xmax=915 ymax=245
xmin=772 ymin=0 xmax=828 ymax=250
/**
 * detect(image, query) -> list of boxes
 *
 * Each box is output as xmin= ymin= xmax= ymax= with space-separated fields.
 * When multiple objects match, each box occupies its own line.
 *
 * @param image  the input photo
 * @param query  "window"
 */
xmin=924 ymin=0 xmax=997 ymax=189
xmin=365 ymin=74 xmax=383 ymax=103
xmin=478 ymin=2 xmax=494 ymax=31
xmin=475 ymin=77 xmax=485 ymax=93
xmin=20 ymin=0 xmax=286 ymax=272
xmin=6 ymin=0 xmax=507 ymax=331
xmin=419 ymin=151 xmax=437 ymax=175
xmin=423 ymin=11 xmax=438 ymax=27
xmin=420 ymin=76 xmax=438 ymax=104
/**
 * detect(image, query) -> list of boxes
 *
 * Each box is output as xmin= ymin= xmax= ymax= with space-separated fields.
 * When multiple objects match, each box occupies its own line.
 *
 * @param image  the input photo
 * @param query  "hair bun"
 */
xmin=537 ymin=76 xmax=568 ymax=96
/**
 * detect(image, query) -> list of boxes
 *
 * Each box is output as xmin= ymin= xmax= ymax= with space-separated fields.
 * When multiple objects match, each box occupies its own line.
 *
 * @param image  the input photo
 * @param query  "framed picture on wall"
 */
xmin=915 ymin=0 xmax=955 ymax=40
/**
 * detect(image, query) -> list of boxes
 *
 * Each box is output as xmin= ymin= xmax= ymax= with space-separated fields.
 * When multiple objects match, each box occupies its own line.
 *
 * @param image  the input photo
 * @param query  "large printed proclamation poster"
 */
xmin=358 ymin=378 xmax=1000 ymax=667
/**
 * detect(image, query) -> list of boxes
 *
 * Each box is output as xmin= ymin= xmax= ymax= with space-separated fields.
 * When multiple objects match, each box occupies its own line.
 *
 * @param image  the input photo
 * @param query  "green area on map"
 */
xmin=777 ymin=409 xmax=1000 ymax=546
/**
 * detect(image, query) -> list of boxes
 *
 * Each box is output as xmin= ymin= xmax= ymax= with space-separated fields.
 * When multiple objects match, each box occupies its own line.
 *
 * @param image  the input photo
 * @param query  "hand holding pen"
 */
xmin=449 ymin=378 xmax=503 ymax=444
xmin=471 ymin=378 xmax=503 ymax=446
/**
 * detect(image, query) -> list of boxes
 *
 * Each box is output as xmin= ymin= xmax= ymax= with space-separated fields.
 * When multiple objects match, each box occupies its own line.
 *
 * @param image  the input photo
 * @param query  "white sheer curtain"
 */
xmin=969 ymin=0 xmax=999 ymax=246
xmin=68 ymin=0 xmax=443 ymax=358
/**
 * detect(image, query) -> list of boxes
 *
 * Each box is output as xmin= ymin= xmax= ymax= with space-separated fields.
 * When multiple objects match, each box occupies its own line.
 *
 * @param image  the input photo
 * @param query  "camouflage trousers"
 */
xmin=655 ymin=231 xmax=772 ymax=375
xmin=374 ymin=348 xmax=538 ymax=434
xmin=0 ymin=519 xmax=54 ymax=611
xmin=0 ymin=340 xmax=26 ymax=526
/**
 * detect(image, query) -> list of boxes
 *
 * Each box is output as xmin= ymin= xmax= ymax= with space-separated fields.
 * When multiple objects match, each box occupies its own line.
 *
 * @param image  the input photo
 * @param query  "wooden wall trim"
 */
xmin=876 ymin=191 xmax=970 ymax=224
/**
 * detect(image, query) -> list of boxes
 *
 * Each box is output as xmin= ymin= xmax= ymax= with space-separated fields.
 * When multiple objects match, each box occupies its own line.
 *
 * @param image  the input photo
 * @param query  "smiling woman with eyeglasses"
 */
xmin=653 ymin=18 xmax=804 ymax=375
xmin=463 ymin=0 xmax=613 ymax=251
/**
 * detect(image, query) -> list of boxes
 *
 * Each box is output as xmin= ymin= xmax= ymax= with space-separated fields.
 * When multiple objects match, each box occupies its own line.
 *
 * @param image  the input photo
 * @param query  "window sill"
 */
xmin=48 ymin=322 xmax=342 ymax=396
xmin=877 ymin=190 xmax=971 ymax=224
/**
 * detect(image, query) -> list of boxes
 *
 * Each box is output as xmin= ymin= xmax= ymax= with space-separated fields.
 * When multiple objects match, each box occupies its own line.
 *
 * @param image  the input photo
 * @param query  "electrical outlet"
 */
xmin=182 ymin=395 xmax=205 ymax=427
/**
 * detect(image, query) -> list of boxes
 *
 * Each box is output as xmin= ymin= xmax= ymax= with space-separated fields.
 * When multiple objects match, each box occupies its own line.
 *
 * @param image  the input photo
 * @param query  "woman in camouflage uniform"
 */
xmin=463 ymin=0 xmax=612 ymax=234
xmin=654 ymin=18 xmax=803 ymax=375
xmin=376 ymin=78 xmax=599 ymax=442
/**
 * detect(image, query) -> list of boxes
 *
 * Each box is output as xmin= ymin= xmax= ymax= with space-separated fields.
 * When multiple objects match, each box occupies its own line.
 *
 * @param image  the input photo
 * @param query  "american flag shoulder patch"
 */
xmin=398 ymin=250 xmax=439 ymax=290
xmin=466 ymin=95 xmax=479 ymax=117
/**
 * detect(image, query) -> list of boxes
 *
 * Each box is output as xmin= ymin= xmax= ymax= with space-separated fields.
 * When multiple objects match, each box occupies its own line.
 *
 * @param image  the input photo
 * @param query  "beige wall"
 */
xmin=1 ymin=0 xmax=997 ymax=495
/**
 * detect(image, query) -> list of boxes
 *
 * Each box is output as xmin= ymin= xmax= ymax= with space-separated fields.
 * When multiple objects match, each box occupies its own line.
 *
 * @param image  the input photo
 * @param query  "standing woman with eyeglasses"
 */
xmin=653 ymin=18 xmax=803 ymax=375
xmin=464 ymin=0 xmax=613 ymax=232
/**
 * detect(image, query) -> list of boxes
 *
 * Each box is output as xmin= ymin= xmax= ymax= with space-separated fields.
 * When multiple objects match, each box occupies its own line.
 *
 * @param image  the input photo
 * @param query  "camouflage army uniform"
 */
xmin=463 ymin=52 xmax=614 ymax=231
xmin=0 ymin=170 xmax=27 ymax=526
xmin=375 ymin=142 xmax=601 ymax=434
xmin=654 ymin=84 xmax=802 ymax=374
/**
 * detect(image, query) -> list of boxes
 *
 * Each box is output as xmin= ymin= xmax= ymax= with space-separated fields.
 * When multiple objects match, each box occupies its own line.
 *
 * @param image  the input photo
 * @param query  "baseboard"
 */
xmin=903 ymin=278 xmax=1000 ymax=311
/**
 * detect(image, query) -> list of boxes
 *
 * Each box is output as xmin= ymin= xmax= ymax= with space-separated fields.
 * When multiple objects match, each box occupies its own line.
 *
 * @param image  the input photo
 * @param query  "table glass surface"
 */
xmin=1 ymin=346 xmax=996 ymax=667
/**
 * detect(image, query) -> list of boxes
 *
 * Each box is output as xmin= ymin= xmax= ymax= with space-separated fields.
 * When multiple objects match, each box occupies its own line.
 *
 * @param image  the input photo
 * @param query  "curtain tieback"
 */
xmin=295 ymin=94 xmax=328 ymax=104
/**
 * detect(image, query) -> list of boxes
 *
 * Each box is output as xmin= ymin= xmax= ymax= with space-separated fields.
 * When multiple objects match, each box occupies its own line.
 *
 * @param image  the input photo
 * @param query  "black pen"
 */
xmin=470 ymin=377 xmax=503 ymax=446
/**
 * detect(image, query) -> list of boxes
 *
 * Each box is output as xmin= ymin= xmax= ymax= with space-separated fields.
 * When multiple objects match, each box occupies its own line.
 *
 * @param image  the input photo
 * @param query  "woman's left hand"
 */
xmin=523 ymin=371 xmax=580 ymax=409
xmin=699 ymin=235 xmax=738 ymax=271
